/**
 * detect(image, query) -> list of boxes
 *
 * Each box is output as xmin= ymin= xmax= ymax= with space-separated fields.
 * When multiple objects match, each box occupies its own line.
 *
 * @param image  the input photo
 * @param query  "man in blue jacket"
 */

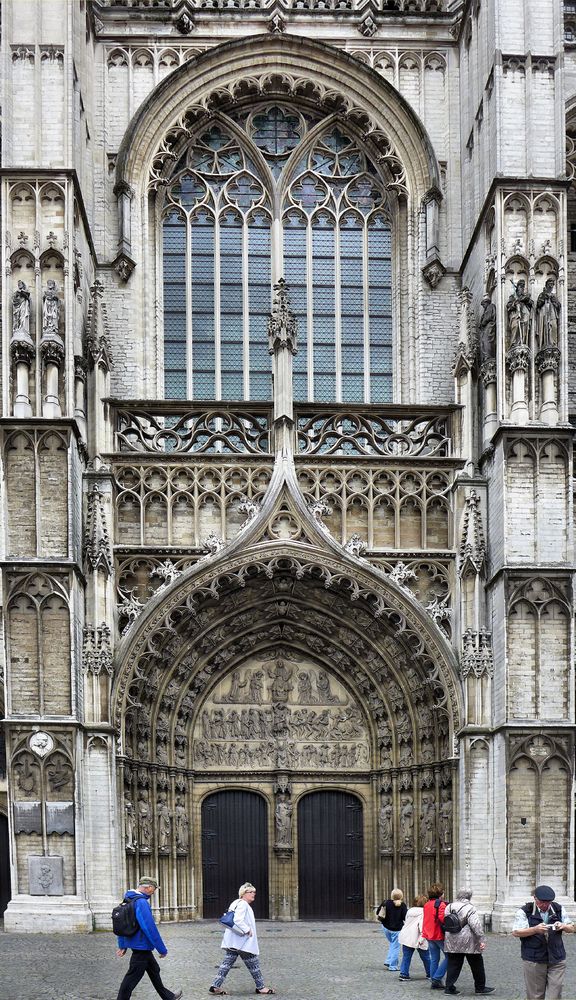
xmin=116 ymin=876 xmax=183 ymax=1000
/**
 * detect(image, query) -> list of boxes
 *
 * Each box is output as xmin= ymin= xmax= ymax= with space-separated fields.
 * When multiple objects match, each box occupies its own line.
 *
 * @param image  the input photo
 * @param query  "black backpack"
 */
xmin=112 ymin=897 xmax=139 ymax=937
xmin=440 ymin=903 xmax=469 ymax=934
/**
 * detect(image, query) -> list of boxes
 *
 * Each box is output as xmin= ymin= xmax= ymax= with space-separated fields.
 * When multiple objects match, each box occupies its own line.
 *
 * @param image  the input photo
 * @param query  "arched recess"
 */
xmin=113 ymin=540 xmax=462 ymax=921
xmin=201 ymin=789 xmax=269 ymax=919
xmin=297 ymin=789 xmax=363 ymax=920
xmin=114 ymin=34 xmax=442 ymax=402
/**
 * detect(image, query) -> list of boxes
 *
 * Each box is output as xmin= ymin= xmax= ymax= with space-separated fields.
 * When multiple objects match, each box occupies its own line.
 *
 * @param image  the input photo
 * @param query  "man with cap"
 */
xmin=512 ymin=885 xmax=575 ymax=999
xmin=116 ymin=876 xmax=183 ymax=1000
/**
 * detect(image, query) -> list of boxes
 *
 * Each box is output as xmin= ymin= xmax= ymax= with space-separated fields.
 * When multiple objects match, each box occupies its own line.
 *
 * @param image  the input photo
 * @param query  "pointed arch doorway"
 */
xmin=201 ymin=790 xmax=269 ymax=919
xmin=297 ymin=790 xmax=364 ymax=919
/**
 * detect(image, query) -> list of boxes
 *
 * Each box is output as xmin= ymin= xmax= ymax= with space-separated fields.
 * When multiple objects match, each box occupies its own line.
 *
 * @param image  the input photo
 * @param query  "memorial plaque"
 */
xmin=46 ymin=801 xmax=74 ymax=835
xmin=29 ymin=855 xmax=63 ymax=895
xmin=13 ymin=801 xmax=41 ymax=834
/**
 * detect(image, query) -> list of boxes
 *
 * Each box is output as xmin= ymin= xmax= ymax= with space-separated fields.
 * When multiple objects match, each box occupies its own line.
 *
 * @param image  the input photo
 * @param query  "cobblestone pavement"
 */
xmin=2 ymin=922 xmax=576 ymax=1000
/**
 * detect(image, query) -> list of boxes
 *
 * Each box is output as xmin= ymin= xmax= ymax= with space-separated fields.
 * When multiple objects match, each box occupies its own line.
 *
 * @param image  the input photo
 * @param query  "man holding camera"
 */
xmin=512 ymin=885 xmax=575 ymax=999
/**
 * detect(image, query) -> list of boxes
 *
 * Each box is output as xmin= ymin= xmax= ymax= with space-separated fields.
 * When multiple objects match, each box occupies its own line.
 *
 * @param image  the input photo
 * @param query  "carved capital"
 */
xmin=40 ymin=334 xmax=65 ymax=367
xmin=11 ymin=335 xmax=35 ymax=365
xmin=480 ymin=360 xmax=497 ymax=387
xmin=535 ymin=346 xmax=561 ymax=375
xmin=506 ymin=343 xmax=530 ymax=373
xmin=422 ymin=256 xmax=445 ymax=289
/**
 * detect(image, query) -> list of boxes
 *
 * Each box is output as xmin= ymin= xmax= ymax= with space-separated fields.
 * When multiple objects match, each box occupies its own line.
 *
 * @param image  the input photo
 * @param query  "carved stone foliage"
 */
xmin=295 ymin=410 xmax=452 ymax=458
xmin=114 ymin=463 xmax=272 ymax=549
xmin=84 ymin=486 xmax=112 ymax=575
xmin=192 ymin=653 xmax=370 ymax=771
xmin=114 ymin=406 xmax=271 ymax=455
xmin=297 ymin=465 xmax=452 ymax=551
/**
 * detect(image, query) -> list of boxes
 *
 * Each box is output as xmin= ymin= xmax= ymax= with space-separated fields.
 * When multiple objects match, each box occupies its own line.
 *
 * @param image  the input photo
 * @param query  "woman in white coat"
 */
xmin=209 ymin=883 xmax=276 ymax=996
xmin=398 ymin=893 xmax=430 ymax=981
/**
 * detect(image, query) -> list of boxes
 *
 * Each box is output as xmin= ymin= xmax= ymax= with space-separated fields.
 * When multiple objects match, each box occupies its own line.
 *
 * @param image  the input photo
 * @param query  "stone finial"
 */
xmin=268 ymin=278 xmax=298 ymax=356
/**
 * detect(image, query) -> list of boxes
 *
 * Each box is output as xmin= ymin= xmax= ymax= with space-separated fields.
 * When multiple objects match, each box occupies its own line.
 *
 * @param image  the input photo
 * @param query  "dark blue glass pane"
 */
xmin=251 ymin=372 xmax=272 ymax=401
xmin=194 ymin=372 xmax=215 ymax=397
xmin=371 ymin=375 xmax=393 ymax=403
xmin=342 ymin=375 xmax=364 ymax=402
xmin=165 ymin=370 xmax=187 ymax=399
xmin=222 ymin=374 xmax=243 ymax=399
xmin=315 ymin=373 xmax=336 ymax=401
xmin=251 ymin=107 xmax=302 ymax=156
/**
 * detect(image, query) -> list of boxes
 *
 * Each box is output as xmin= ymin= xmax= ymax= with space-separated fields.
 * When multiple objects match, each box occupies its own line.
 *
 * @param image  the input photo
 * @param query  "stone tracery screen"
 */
xmin=161 ymin=105 xmax=393 ymax=404
xmin=192 ymin=654 xmax=371 ymax=771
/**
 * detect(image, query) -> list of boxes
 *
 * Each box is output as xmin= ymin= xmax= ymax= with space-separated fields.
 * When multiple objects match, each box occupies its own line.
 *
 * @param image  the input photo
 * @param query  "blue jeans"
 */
xmin=400 ymin=945 xmax=431 ymax=978
xmin=381 ymin=927 xmax=401 ymax=970
xmin=426 ymin=939 xmax=447 ymax=982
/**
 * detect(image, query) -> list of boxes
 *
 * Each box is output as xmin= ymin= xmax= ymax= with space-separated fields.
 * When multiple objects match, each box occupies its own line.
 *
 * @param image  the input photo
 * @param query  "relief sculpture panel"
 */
xmin=192 ymin=653 xmax=371 ymax=771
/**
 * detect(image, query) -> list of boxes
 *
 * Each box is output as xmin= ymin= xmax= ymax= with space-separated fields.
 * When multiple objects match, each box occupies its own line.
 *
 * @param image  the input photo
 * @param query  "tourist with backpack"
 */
xmin=114 ymin=876 xmax=183 ymax=1000
xmin=422 ymin=883 xmax=448 ymax=990
xmin=443 ymin=888 xmax=495 ymax=996
xmin=512 ymin=884 xmax=575 ymax=999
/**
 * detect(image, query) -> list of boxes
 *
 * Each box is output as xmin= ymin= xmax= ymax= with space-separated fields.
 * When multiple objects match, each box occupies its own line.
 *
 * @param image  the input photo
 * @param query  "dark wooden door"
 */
xmin=202 ymin=790 xmax=269 ymax=919
xmin=0 ymin=813 xmax=11 ymax=916
xmin=298 ymin=790 xmax=363 ymax=919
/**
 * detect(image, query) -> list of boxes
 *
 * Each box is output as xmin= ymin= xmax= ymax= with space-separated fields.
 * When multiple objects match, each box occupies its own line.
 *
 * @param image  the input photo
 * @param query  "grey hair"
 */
xmin=456 ymin=887 xmax=472 ymax=900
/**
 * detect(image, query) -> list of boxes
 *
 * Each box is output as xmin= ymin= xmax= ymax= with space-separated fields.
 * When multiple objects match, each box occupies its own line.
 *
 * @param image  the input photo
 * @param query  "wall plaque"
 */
xmin=13 ymin=801 xmax=42 ymax=834
xmin=46 ymin=801 xmax=75 ymax=835
xmin=29 ymin=855 xmax=63 ymax=895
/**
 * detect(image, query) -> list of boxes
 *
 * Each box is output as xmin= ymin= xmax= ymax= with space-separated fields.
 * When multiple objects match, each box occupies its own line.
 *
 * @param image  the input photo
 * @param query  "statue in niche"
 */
xmin=42 ymin=279 xmax=61 ymax=339
xmin=248 ymin=669 xmax=264 ymax=704
xmin=506 ymin=279 xmax=533 ymax=347
xmin=315 ymin=669 xmax=340 ymax=704
xmin=138 ymin=790 xmax=152 ymax=851
xmin=297 ymin=670 xmax=313 ymax=703
xmin=400 ymin=795 xmax=414 ymax=851
xmin=536 ymin=277 xmax=561 ymax=349
xmin=420 ymin=793 xmax=436 ymax=853
xmin=275 ymin=795 xmax=293 ymax=847
xmin=175 ymin=796 xmax=189 ymax=853
xmin=124 ymin=795 xmax=136 ymax=851
xmin=268 ymin=659 xmax=293 ymax=702
xmin=157 ymin=791 xmax=171 ymax=853
xmin=439 ymin=790 xmax=453 ymax=850
xmin=12 ymin=280 xmax=31 ymax=339
xmin=479 ymin=294 xmax=497 ymax=360
xmin=379 ymin=795 xmax=393 ymax=851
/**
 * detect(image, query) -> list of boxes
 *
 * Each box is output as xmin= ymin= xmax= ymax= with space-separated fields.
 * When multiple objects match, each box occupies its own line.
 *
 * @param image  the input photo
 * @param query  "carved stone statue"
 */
xmin=175 ymin=796 xmax=189 ymax=853
xmin=297 ymin=670 xmax=313 ymax=703
xmin=315 ymin=669 xmax=339 ymax=704
xmin=420 ymin=793 xmax=436 ymax=853
xmin=479 ymin=294 xmax=496 ymax=360
xmin=275 ymin=795 xmax=293 ymax=847
xmin=248 ymin=669 xmax=264 ymax=704
xmin=379 ymin=795 xmax=393 ymax=851
xmin=124 ymin=794 xmax=136 ymax=851
xmin=400 ymin=794 xmax=414 ymax=851
xmin=506 ymin=279 xmax=533 ymax=347
xmin=42 ymin=279 xmax=61 ymax=339
xmin=268 ymin=659 xmax=293 ymax=702
xmin=12 ymin=280 xmax=31 ymax=339
xmin=439 ymin=789 xmax=453 ymax=850
xmin=138 ymin=790 xmax=152 ymax=851
xmin=536 ymin=277 xmax=560 ymax=349
xmin=157 ymin=791 xmax=171 ymax=853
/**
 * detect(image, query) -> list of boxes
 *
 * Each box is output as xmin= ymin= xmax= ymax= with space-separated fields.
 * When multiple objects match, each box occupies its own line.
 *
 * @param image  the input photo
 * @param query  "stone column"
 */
xmin=536 ymin=347 xmax=561 ymax=426
xmin=40 ymin=337 xmax=65 ymax=418
xmin=480 ymin=361 xmax=497 ymax=444
xmin=506 ymin=345 xmax=530 ymax=424
xmin=10 ymin=337 xmax=35 ymax=417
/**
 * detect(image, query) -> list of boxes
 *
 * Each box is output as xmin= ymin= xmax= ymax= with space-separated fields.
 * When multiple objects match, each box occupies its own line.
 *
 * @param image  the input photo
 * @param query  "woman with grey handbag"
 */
xmin=209 ymin=883 xmax=276 ymax=996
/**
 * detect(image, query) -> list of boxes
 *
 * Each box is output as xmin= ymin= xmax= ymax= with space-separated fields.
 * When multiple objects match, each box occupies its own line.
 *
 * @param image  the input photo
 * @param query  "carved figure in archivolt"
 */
xmin=379 ymin=795 xmax=393 ymax=852
xmin=275 ymin=795 xmax=293 ymax=847
xmin=138 ymin=790 xmax=152 ymax=852
xmin=536 ymin=277 xmax=560 ymax=349
xmin=439 ymin=789 xmax=453 ymax=850
xmin=506 ymin=279 xmax=533 ymax=347
xmin=175 ymin=796 xmax=189 ymax=853
xmin=12 ymin=280 xmax=31 ymax=338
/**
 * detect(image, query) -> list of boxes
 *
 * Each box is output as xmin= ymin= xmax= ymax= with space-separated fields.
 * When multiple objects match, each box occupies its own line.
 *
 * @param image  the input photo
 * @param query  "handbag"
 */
xmin=219 ymin=909 xmax=235 ymax=928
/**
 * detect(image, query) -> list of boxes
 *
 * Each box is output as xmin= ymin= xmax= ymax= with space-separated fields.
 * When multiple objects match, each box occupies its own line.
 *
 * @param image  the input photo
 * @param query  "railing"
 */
xmin=112 ymin=402 xmax=273 ymax=456
xmin=294 ymin=405 xmax=457 ymax=458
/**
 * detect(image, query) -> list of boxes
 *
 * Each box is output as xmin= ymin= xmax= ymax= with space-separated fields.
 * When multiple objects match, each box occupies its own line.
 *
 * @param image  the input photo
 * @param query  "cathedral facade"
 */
xmin=0 ymin=0 xmax=574 ymax=932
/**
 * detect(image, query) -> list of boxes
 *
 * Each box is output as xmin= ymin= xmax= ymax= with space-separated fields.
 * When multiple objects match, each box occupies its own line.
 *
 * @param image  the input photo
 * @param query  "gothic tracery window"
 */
xmin=161 ymin=106 xmax=393 ymax=403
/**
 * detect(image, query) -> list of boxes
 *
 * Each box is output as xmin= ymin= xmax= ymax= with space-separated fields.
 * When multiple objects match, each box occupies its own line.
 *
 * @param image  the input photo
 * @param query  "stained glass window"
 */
xmin=162 ymin=107 xmax=393 ymax=403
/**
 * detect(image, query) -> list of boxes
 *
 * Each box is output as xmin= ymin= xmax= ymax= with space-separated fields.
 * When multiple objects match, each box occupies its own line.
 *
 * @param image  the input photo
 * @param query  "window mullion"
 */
xmin=363 ymin=218 xmax=370 ymax=404
xmin=242 ymin=216 xmax=250 ymax=400
xmin=334 ymin=216 xmax=342 ymax=403
xmin=306 ymin=216 xmax=314 ymax=400
xmin=214 ymin=212 xmax=222 ymax=401
xmin=186 ymin=216 xmax=193 ymax=399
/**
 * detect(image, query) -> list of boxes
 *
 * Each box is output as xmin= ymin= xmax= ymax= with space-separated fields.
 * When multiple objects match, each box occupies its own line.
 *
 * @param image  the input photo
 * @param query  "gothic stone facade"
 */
xmin=0 ymin=0 xmax=575 ymax=932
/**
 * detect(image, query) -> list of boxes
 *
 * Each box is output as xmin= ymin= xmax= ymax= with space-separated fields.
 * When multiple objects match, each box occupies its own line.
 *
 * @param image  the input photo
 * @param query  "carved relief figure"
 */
xmin=157 ymin=791 xmax=171 ymax=853
xmin=42 ymin=279 xmax=61 ymax=338
xmin=536 ymin=277 xmax=561 ymax=349
xmin=297 ymin=670 xmax=313 ymax=703
xmin=400 ymin=795 xmax=414 ymax=851
xmin=506 ymin=279 xmax=533 ymax=347
xmin=275 ymin=795 xmax=293 ymax=847
xmin=379 ymin=795 xmax=393 ymax=851
xmin=420 ymin=793 xmax=436 ymax=853
xmin=12 ymin=280 xmax=31 ymax=339
xmin=268 ymin=659 xmax=293 ymax=702
xmin=138 ymin=790 xmax=152 ymax=851
xmin=439 ymin=789 xmax=453 ymax=850
xmin=479 ymin=294 xmax=496 ymax=360
xmin=248 ymin=669 xmax=264 ymax=704
xmin=175 ymin=796 xmax=189 ymax=853
xmin=315 ymin=668 xmax=340 ymax=704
